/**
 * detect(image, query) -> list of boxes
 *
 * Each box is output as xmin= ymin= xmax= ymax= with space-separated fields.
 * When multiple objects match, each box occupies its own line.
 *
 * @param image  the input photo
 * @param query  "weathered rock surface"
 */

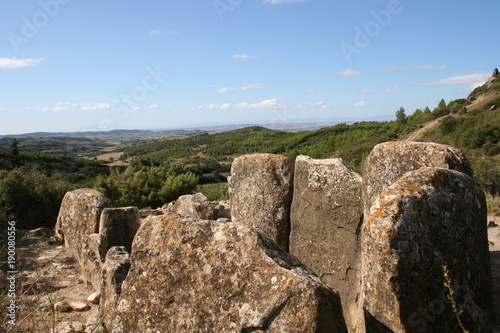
xmin=290 ymin=155 xmax=364 ymax=332
xmin=228 ymin=153 xmax=294 ymax=250
xmin=362 ymin=167 xmax=494 ymax=332
xmin=165 ymin=193 xmax=231 ymax=220
xmin=362 ymin=141 xmax=473 ymax=216
xmin=170 ymin=192 xmax=217 ymax=219
xmin=54 ymin=189 xmax=109 ymax=266
xmin=99 ymin=246 xmax=131 ymax=329
xmin=99 ymin=207 xmax=140 ymax=253
xmin=82 ymin=233 xmax=107 ymax=291
xmin=108 ymin=214 xmax=347 ymax=333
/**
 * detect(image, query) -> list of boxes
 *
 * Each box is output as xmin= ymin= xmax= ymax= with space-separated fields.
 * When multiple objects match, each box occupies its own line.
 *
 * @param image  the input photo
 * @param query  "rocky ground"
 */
xmin=1 ymin=216 xmax=500 ymax=333
xmin=489 ymin=215 xmax=500 ymax=328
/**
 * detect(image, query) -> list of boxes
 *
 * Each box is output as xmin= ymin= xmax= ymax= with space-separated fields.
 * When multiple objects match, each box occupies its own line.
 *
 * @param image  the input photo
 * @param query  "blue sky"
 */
xmin=0 ymin=0 xmax=498 ymax=135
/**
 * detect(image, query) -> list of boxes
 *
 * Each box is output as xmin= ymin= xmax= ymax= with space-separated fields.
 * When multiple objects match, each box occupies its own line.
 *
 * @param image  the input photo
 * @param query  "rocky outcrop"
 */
xmin=54 ymin=189 xmax=109 ymax=266
xmin=290 ymin=156 xmax=364 ymax=332
xmin=362 ymin=167 xmax=494 ymax=332
xmin=107 ymin=214 xmax=347 ymax=332
xmin=362 ymin=141 xmax=473 ymax=216
xmin=228 ymin=153 xmax=294 ymax=251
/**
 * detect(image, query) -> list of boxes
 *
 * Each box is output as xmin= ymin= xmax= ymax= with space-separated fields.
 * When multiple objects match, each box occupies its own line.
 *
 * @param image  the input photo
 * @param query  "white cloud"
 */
xmin=231 ymin=54 xmax=258 ymax=61
xmin=214 ymin=83 xmax=267 ymax=93
xmin=360 ymin=88 xmax=377 ymax=94
xmin=410 ymin=73 xmax=490 ymax=89
xmin=294 ymin=101 xmax=330 ymax=109
xmin=304 ymin=90 xmax=317 ymax=95
xmin=81 ymin=103 xmax=111 ymax=111
xmin=354 ymin=101 xmax=367 ymax=107
xmin=148 ymin=104 xmax=160 ymax=109
xmin=241 ymin=83 xmax=266 ymax=90
xmin=337 ymin=69 xmax=369 ymax=76
xmin=262 ymin=0 xmax=309 ymax=4
xmin=0 ymin=57 xmax=44 ymax=69
xmin=197 ymin=99 xmax=330 ymax=110
xmin=50 ymin=102 xmax=80 ymax=112
xmin=217 ymin=87 xmax=238 ymax=93
xmin=131 ymin=107 xmax=141 ymax=112
xmin=384 ymin=64 xmax=451 ymax=71
xmin=360 ymin=85 xmax=401 ymax=94
xmin=150 ymin=29 xmax=178 ymax=35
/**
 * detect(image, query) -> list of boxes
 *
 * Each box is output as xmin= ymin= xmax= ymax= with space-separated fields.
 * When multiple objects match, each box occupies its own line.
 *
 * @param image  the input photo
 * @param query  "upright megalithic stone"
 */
xmin=228 ymin=153 xmax=294 ymax=251
xmin=362 ymin=167 xmax=494 ymax=332
xmin=290 ymin=156 xmax=364 ymax=333
xmin=362 ymin=141 xmax=472 ymax=217
xmin=54 ymin=188 xmax=108 ymax=266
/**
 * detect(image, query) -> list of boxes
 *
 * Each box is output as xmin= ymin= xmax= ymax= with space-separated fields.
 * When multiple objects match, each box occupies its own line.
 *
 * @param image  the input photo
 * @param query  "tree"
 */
xmin=395 ymin=107 xmax=407 ymax=124
xmin=9 ymin=139 xmax=20 ymax=168
xmin=438 ymin=99 xmax=447 ymax=109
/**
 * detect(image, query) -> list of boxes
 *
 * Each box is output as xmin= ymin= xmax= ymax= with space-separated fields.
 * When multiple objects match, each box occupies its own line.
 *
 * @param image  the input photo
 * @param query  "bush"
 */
xmin=0 ymin=168 xmax=70 ymax=229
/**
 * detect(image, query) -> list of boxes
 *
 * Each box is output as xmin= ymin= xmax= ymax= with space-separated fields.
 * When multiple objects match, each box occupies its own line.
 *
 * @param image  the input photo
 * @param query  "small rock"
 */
xmin=84 ymin=315 xmax=105 ymax=333
xmin=490 ymin=105 xmax=497 ymax=111
xmin=53 ymin=321 xmax=84 ymax=333
xmin=54 ymin=301 xmax=71 ymax=312
xmin=87 ymin=291 xmax=100 ymax=304
xmin=488 ymin=221 xmax=499 ymax=228
xmin=69 ymin=301 xmax=89 ymax=311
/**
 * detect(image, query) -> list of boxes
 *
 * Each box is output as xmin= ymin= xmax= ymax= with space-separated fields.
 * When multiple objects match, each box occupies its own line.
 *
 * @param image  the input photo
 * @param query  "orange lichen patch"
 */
xmin=283 ymin=277 xmax=296 ymax=290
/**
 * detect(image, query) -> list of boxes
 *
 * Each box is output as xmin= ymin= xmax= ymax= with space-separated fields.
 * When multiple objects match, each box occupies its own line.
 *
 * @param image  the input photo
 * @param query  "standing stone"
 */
xmin=82 ymin=233 xmax=108 ymax=291
xmin=99 ymin=246 xmax=131 ymax=330
xmin=362 ymin=167 xmax=494 ymax=332
xmin=362 ymin=141 xmax=473 ymax=216
xmin=228 ymin=153 xmax=294 ymax=251
xmin=54 ymin=189 xmax=108 ymax=267
xmin=109 ymin=214 xmax=348 ymax=333
xmin=99 ymin=207 xmax=140 ymax=253
xmin=290 ymin=156 xmax=364 ymax=332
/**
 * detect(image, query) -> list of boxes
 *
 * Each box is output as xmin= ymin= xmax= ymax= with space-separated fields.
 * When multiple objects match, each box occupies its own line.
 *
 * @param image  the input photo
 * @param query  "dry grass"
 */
xmin=487 ymin=193 xmax=500 ymax=217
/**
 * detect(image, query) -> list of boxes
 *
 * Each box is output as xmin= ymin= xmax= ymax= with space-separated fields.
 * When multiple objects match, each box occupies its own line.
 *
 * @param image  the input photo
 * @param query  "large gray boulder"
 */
xmin=228 ymin=153 xmax=294 ymax=251
xmin=54 ymin=189 xmax=108 ymax=266
xmin=362 ymin=167 xmax=494 ymax=332
xmin=362 ymin=141 xmax=473 ymax=217
xmin=290 ymin=156 xmax=364 ymax=332
xmin=99 ymin=207 xmax=140 ymax=253
xmin=108 ymin=214 xmax=348 ymax=333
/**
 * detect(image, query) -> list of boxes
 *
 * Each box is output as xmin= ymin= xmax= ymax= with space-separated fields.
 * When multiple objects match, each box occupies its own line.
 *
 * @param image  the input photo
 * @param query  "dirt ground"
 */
xmin=1 ymin=216 xmax=500 ymax=332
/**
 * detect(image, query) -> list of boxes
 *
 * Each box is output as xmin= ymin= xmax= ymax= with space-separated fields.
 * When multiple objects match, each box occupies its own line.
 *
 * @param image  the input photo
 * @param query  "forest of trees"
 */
xmin=1 ymin=82 xmax=499 ymax=230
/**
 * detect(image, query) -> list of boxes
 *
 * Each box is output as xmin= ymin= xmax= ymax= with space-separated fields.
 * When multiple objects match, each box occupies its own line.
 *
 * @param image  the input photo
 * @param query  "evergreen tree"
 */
xmin=395 ymin=107 xmax=407 ymax=124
